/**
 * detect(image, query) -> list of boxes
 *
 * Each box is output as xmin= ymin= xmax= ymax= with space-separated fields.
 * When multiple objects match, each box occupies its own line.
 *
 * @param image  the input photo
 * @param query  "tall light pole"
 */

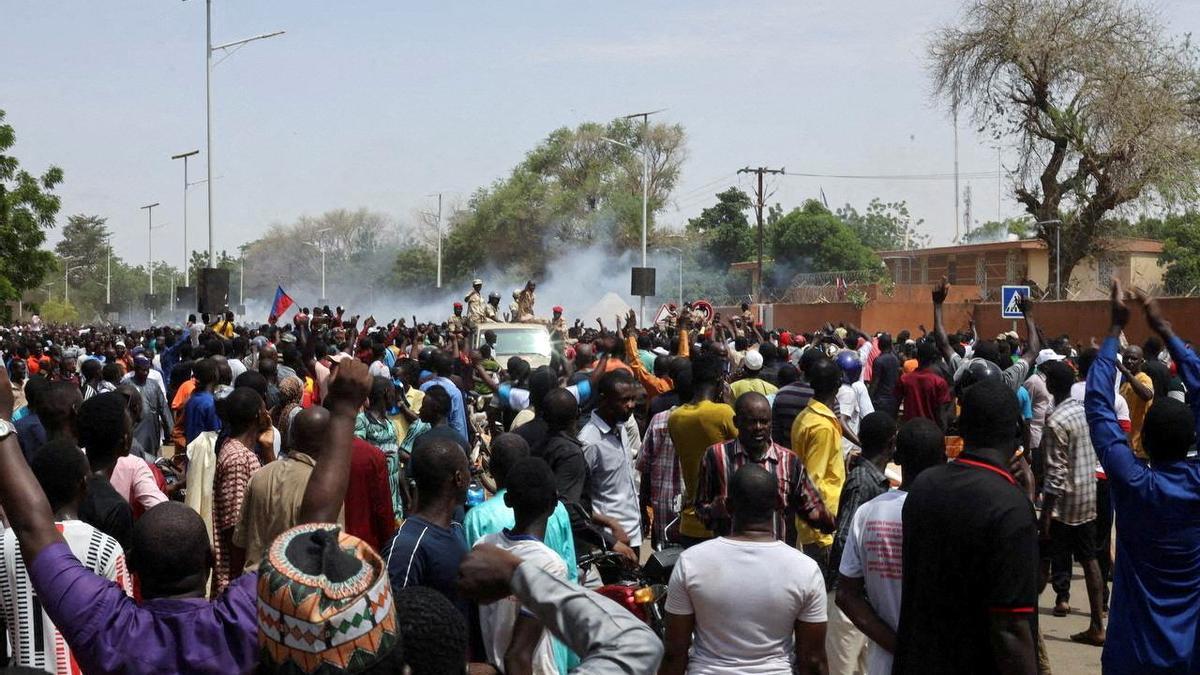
xmin=304 ymin=227 xmax=333 ymax=302
xmin=604 ymin=135 xmax=652 ymax=324
xmin=238 ymin=244 xmax=247 ymax=312
xmin=187 ymin=0 xmax=284 ymax=267
xmin=105 ymin=234 xmax=112 ymax=306
xmin=428 ymin=193 xmax=443 ymax=288
xmin=61 ymin=257 xmax=82 ymax=305
xmin=1037 ymin=219 xmax=1064 ymax=300
xmin=172 ymin=149 xmax=200 ymax=286
xmin=142 ymin=203 xmax=161 ymax=322
xmin=620 ymin=108 xmax=665 ymax=326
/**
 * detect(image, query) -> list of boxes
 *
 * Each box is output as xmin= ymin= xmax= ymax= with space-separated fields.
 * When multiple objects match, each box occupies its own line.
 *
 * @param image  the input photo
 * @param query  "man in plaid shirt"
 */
xmin=1039 ymin=359 xmax=1106 ymax=646
xmin=638 ymin=405 xmax=683 ymax=548
xmin=694 ymin=392 xmax=834 ymax=542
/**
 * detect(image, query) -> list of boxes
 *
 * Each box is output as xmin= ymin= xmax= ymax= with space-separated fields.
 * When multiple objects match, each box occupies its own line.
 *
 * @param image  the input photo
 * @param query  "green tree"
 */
xmin=686 ymin=188 xmax=754 ymax=268
xmin=930 ymin=0 xmax=1200 ymax=294
xmin=390 ymin=244 xmax=438 ymax=290
xmin=768 ymin=200 xmax=881 ymax=274
xmin=1154 ymin=212 xmax=1200 ymax=294
xmin=837 ymin=199 xmax=929 ymax=250
xmin=961 ymin=217 xmax=1034 ymax=244
xmin=0 ymin=109 xmax=63 ymax=315
xmin=40 ymin=298 xmax=78 ymax=324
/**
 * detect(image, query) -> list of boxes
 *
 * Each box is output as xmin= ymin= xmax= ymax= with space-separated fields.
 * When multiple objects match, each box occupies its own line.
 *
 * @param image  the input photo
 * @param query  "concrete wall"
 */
xmin=717 ymin=294 xmax=1200 ymax=346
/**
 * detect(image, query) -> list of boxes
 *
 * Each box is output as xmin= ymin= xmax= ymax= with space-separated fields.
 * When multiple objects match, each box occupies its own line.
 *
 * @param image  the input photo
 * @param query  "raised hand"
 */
xmin=1110 ymin=278 xmax=1130 ymax=329
xmin=326 ymin=358 xmax=372 ymax=414
xmin=931 ymin=276 xmax=950 ymax=305
xmin=1134 ymin=287 xmax=1172 ymax=336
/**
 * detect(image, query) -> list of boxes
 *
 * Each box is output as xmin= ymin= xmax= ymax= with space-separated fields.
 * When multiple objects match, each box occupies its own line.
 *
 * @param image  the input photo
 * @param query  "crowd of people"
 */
xmin=0 ymin=275 xmax=1197 ymax=674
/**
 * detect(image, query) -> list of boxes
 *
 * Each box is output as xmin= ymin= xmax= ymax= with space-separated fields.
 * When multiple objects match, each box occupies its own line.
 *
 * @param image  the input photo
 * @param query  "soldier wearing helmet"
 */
xmin=484 ymin=291 xmax=501 ymax=322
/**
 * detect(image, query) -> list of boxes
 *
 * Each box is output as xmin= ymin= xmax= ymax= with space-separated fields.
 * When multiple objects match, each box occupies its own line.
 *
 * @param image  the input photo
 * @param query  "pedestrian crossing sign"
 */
xmin=1001 ymin=285 xmax=1030 ymax=319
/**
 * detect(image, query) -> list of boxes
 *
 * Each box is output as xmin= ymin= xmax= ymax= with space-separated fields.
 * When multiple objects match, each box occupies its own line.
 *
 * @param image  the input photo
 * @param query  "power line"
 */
xmin=782 ymin=169 xmax=999 ymax=181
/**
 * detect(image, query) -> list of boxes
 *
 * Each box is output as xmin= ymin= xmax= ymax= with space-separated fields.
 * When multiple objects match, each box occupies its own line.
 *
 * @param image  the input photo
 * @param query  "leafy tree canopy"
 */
xmin=0 ymin=109 xmax=62 ymax=312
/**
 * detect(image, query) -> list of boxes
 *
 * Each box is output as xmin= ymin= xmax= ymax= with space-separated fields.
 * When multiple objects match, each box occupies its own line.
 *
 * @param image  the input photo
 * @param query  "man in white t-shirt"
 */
xmin=836 ymin=352 xmax=875 ymax=455
xmin=476 ymin=457 xmax=569 ymax=675
xmin=0 ymin=439 xmax=132 ymax=673
xmin=836 ymin=417 xmax=946 ymax=675
xmin=662 ymin=464 xmax=827 ymax=674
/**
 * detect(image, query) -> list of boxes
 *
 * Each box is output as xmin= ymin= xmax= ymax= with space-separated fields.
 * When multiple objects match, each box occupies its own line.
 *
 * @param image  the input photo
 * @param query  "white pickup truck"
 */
xmin=470 ymin=322 xmax=552 ymax=369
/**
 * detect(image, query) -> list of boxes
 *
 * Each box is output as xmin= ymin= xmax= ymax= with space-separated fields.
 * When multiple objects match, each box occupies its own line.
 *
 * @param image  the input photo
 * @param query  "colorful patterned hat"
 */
xmin=257 ymin=524 xmax=400 ymax=674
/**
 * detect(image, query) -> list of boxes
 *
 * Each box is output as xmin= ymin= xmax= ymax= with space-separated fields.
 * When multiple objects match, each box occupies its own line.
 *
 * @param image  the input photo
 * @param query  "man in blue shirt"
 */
xmin=184 ymin=358 xmax=221 ymax=444
xmin=1085 ymin=280 xmax=1200 ymax=674
xmin=420 ymin=351 xmax=468 ymax=448
xmin=382 ymin=433 xmax=471 ymax=621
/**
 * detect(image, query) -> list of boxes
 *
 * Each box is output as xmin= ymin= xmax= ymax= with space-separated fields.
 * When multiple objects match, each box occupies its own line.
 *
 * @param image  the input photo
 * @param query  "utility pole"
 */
xmin=433 ymin=193 xmax=443 ymax=289
xmin=737 ymin=166 xmax=785 ymax=305
xmin=172 ymin=149 xmax=199 ymax=286
xmin=953 ymin=104 xmax=961 ymax=242
xmin=621 ymin=108 xmax=665 ymax=326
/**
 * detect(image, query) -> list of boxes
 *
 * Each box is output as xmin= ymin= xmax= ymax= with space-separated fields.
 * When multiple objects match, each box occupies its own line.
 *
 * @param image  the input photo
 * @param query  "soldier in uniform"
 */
xmin=550 ymin=305 xmax=566 ymax=334
xmin=447 ymin=302 xmax=465 ymax=333
xmin=507 ymin=290 xmax=521 ymax=322
xmin=516 ymin=280 xmax=537 ymax=322
xmin=662 ymin=303 xmax=679 ymax=331
xmin=465 ymin=278 xmax=486 ymax=327
xmin=484 ymin=291 xmax=501 ymax=322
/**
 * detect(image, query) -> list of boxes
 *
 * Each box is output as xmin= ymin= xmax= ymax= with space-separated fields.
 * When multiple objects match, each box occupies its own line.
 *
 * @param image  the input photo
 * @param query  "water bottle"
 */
xmin=467 ymin=479 xmax=485 ymax=509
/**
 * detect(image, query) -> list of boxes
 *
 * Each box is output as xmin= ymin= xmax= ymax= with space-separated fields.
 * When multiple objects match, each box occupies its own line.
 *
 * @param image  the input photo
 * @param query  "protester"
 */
xmin=694 ymin=392 xmax=833 ymax=541
xmin=210 ymin=387 xmax=264 ymax=595
xmin=1039 ymin=358 xmax=1106 ymax=645
xmin=579 ymin=369 xmax=644 ymax=550
xmin=790 ymin=356 xmax=845 ymax=581
xmin=382 ymin=433 xmax=471 ymax=619
xmin=892 ymin=376 xmax=1039 ymax=673
xmin=837 ymin=417 xmax=946 ymax=675
xmin=1085 ymin=282 xmax=1200 ymax=673
xmin=475 ymin=457 xmax=569 ymax=675
xmin=662 ymin=465 xmax=828 ymax=675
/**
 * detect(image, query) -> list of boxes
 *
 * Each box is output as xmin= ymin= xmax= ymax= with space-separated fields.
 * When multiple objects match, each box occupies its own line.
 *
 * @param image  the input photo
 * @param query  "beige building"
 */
xmin=879 ymin=237 xmax=1164 ymax=301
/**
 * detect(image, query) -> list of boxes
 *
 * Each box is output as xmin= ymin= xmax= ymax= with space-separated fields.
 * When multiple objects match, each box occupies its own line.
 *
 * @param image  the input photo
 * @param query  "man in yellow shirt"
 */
xmin=1120 ymin=345 xmax=1155 ymax=458
xmin=791 ymin=357 xmax=845 ymax=583
xmin=211 ymin=311 xmax=236 ymax=339
xmin=730 ymin=350 xmax=778 ymax=400
xmin=667 ymin=353 xmax=737 ymax=546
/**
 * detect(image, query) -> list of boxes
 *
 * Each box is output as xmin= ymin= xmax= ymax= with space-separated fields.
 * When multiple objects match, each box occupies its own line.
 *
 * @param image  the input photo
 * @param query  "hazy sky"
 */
xmin=5 ymin=1 xmax=1199 ymax=268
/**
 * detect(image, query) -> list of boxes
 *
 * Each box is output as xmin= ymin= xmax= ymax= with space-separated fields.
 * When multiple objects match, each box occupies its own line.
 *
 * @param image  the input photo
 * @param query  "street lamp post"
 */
xmin=62 ymin=258 xmax=82 ymax=305
xmin=304 ymin=227 xmax=333 ymax=303
xmin=187 ymin=0 xmax=284 ymax=267
xmin=172 ymin=149 xmax=200 ymax=286
xmin=1037 ymin=219 xmax=1064 ymax=300
xmin=142 ymin=202 xmax=161 ymax=322
xmin=430 ymin=193 xmax=443 ymax=289
xmin=603 ymin=135 xmax=651 ymax=324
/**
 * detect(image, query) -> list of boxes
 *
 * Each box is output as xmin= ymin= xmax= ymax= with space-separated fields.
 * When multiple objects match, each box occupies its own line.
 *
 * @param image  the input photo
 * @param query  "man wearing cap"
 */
xmin=1024 ymin=349 xmax=1063 ymax=453
xmin=465 ymin=279 xmax=486 ymax=327
xmin=448 ymin=302 xmax=465 ymax=333
xmin=551 ymin=306 xmax=566 ymax=335
xmin=730 ymin=350 xmax=779 ymax=400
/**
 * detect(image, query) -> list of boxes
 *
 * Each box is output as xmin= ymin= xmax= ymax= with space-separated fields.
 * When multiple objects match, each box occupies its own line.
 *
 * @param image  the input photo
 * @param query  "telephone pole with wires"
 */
xmin=737 ymin=166 xmax=785 ymax=305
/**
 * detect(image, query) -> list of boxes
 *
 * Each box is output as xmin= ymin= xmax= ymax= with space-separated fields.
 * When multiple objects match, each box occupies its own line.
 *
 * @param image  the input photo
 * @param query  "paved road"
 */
xmin=1039 ymin=564 xmax=1104 ymax=674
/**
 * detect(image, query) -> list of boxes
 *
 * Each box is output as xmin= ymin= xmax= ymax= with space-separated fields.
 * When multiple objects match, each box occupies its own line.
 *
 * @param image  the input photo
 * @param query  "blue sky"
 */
xmin=5 ymin=1 xmax=1199 ymax=267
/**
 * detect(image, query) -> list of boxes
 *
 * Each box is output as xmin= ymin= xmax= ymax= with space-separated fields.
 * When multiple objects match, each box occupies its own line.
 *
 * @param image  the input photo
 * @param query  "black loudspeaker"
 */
xmin=176 ymin=286 xmax=196 ymax=310
xmin=631 ymin=267 xmax=656 ymax=297
xmin=142 ymin=293 xmax=160 ymax=310
xmin=236 ymin=304 xmax=246 ymax=316
xmin=198 ymin=268 xmax=230 ymax=314
xmin=103 ymin=302 xmax=119 ymax=314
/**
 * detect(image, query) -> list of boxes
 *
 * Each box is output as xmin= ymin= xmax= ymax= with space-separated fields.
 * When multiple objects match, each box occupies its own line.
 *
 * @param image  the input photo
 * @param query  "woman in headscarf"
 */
xmin=273 ymin=375 xmax=304 ymax=454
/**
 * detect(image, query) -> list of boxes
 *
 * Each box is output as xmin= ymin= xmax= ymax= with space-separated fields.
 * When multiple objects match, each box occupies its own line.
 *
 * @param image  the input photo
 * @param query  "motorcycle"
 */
xmin=576 ymin=546 xmax=681 ymax=638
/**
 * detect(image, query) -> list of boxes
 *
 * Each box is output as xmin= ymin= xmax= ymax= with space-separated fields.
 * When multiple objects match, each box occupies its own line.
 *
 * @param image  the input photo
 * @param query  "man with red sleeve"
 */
xmin=344 ymin=438 xmax=397 ymax=551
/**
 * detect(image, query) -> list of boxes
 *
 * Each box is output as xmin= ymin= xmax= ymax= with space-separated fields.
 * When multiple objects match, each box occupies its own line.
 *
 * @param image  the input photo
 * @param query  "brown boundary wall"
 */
xmin=716 ymin=294 xmax=1200 ymax=345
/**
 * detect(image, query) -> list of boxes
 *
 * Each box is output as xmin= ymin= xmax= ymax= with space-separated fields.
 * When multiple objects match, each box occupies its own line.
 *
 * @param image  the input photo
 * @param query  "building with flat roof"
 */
xmin=878 ymin=237 xmax=1164 ymax=301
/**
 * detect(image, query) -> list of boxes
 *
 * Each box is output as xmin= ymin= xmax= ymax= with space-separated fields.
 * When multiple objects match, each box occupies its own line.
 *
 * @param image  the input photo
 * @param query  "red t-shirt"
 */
xmin=343 ymin=439 xmax=397 ymax=551
xmin=897 ymin=368 xmax=951 ymax=422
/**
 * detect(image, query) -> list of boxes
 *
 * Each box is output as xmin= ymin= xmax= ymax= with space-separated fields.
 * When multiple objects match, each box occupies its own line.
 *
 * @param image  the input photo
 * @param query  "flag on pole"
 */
xmin=269 ymin=285 xmax=294 ymax=324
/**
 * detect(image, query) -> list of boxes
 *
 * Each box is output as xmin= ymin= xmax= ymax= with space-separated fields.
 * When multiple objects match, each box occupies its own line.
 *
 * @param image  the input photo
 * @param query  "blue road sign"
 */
xmin=1001 ymin=285 xmax=1030 ymax=319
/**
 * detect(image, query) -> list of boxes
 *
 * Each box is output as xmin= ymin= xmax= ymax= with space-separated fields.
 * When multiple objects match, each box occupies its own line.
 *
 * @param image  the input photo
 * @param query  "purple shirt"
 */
xmin=28 ymin=542 xmax=259 ymax=674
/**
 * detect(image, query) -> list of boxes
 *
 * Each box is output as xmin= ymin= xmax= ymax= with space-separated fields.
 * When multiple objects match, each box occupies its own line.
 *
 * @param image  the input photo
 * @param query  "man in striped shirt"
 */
xmin=695 ymin=392 xmax=833 ymax=542
xmin=0 ymin=439 xmax=131 ymax=674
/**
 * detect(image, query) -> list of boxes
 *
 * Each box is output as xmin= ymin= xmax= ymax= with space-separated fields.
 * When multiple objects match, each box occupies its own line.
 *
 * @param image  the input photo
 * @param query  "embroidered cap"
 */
xmin=257 ymin=524 xmax=401 ymax=674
